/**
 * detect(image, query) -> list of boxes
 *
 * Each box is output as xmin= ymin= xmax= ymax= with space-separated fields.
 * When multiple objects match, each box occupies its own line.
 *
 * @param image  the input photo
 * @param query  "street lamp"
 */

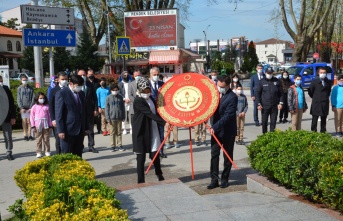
xmin=203 ymin=25 xmax=211 ymax=56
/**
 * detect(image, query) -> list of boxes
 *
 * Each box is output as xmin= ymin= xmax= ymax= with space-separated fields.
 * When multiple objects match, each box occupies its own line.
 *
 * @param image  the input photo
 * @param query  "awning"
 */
xmin=0 ymin=52 xmax=23 ymax=58
xmin=149 ymin=50 xmax=181 ymax=64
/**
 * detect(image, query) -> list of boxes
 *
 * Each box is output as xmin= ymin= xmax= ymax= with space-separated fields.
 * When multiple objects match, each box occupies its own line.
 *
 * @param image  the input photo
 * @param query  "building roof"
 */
xmin=256 ymin=38 xmax=291 ymax=45
xmin=0 ymin=25 xmax=22 ymax=37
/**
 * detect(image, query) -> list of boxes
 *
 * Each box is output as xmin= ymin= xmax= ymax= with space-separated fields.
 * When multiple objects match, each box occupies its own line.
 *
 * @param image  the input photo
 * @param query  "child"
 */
xmin=105 ymin=84 xmax=126 ymax=151
xmin=235 ymin=86 xmax=248 ymax=145
xmin=97 ymin=77 xmax=110 ymax=136
xmin=30 ymin=92 xmax=53 ymax=157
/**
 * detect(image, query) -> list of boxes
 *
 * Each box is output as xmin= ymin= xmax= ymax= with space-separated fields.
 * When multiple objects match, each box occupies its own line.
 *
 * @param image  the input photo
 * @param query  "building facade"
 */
xmin=255 ymin=38 xmax=293 ymax=64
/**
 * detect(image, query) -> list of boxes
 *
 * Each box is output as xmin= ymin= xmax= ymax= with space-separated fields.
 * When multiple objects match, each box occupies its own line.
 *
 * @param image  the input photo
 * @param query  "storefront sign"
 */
xmin=157 ymin=73 xmax=219 ymax=127
xmin=124 ymin=9 xmax=177 ymax=47
xmin=127 ymin=52 xmax=149 ymax=60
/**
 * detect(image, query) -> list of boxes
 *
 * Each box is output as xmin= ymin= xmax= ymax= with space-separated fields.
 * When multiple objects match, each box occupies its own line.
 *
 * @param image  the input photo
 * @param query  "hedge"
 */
xmin=247 ymin=129 xmax=343 ymax=213
xmin=7 ymin=154 xmax=128 ymax=221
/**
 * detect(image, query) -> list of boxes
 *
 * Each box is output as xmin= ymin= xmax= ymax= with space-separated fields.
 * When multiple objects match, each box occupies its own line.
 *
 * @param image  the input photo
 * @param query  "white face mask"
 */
xmin=135 ymin=76 xmax=142 ymax=81
xmin=38 ymin=98 xmax=45 ymax=104
xmin=22 ymin=80 xmax=28 ymax=85
xmin=283 ymin=75 xmax=288 ymax=79
xmin=319 ymin=73 xmax=326 ymax=79
xmin=212 ymin=75 xmax=217 ymax=80
xmin=236 ymin=90 xmax=242 ymax=95
xmin=81 ymin=76 xmax=87 ymax=82
xmin=257 ymin=69 xmax=263 ymax=74
xmin=60 ymin=80 xmax=68 ymax=87
xmin=141 ymin=93 xmax=150 ymax=99
xmin=152 ymin=76 xmax=159 ymax=82
xmin=0 ymin=82 xmax=3 ymax=86
xmin=233 ymin=78 xmax=238 ymax=82
xmin=219 ymin=87 xmax=226 ymax=94
xmin=73 ymin=85 xmax=82 ymax=93
xmin=265 ymin=74 xmax=272 ymax=79
xmin=111 ymin=91 xmax=118 ymax=95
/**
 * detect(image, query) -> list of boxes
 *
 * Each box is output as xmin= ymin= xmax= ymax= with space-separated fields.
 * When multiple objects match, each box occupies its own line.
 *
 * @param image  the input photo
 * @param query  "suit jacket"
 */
xmin=150 ymin=80 xmax=164 ymax=101
xmin=84 ymin=81 xmax=98 ymax=119
xmin=211 ymin=89 xmax=238 ymax=139
xmin=132 ymin=96 xmax=165 ymax=153
xmin=55 ymin=87 xmax=88 ymax=136
xmin=49 ymin=84 xmax=62 ymax=122
xmin=3 ymin=85 xmax=16 ymax=123
xmin=250 ymin=73 xmax=265 ymax=97
xmin=308 ymin=77 xmax=332 ymax=116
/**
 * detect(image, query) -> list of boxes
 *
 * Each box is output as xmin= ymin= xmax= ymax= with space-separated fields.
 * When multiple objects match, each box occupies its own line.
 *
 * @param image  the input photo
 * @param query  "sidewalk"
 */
xmin=0 ymin=92 xmax=341 ymax=220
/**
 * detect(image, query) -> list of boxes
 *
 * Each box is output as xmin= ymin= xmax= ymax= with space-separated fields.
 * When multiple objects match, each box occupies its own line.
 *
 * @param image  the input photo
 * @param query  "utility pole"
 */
xmin=31 ymin=0 xmax=43 ymax=88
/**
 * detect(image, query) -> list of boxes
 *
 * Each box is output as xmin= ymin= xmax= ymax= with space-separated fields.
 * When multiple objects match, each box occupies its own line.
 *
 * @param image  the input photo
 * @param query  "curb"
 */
xmin=247 ymin=173 xmax=343 ymax=221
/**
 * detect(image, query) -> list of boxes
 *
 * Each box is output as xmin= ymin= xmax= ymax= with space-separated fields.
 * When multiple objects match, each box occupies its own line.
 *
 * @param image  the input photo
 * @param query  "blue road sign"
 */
xmin=23 ymin=28 xmax=76 ymax=47
xmin=116 ymin=37 xmax=131 ymax=55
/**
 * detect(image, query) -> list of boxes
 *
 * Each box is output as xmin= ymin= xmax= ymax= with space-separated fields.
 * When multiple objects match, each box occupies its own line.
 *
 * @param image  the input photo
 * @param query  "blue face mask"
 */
xmin=219 ymin=87 xmax=226 ymax=94
xmin=295 ymin=80 xmax=301 ymax=85
xmin=338 ymin=82 xmax=343 ymax=86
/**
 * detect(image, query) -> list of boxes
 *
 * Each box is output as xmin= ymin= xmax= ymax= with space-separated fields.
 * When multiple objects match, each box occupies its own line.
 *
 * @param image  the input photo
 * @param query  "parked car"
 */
xmin=275 ymin=62 xmax=334 ymax=89
xmin=10 ymin=73 xmax=35 ymax=83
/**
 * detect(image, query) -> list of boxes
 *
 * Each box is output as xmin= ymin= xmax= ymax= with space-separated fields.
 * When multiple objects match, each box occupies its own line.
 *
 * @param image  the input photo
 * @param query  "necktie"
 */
xmin=154 ymin=82 xmax=158 ymax=94
xmin=75 ymin=93 xmax=81 ymax=110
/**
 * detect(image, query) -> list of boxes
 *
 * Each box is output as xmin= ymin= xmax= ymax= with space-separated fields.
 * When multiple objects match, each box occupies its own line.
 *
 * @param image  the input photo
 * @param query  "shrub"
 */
xmin=247 ymin=129 xmax=343 ymax=213
xmin=9 ymin=154 xmax=128 ymax=220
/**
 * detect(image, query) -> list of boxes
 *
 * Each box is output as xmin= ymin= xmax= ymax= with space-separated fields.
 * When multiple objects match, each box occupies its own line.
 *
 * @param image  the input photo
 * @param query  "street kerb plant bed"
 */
xmin=7 ymin=154 xmax=129 ymax=221
xmin=247 ymin=129 xmax=343 ymax=214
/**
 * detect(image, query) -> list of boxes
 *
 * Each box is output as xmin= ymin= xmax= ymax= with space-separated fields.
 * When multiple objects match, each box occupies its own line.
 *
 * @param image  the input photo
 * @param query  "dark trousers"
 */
xmin=136 ymin=152 xmax=163 ymax=183
xmin=95 ymin=115 xmax=101 ymax=133
xmin=279 ymin=93 xmax=289 ymax=120
xmin=253 ymin=99 xmax=260 ymax=123
xmin=210 ymin=136 xmax=235 ymax=183
xmin=60 ymin=132 xmax=84 ymax=158
xmin=262 ymin=106 xmax=278 ymax=134
xmin=311 ymin=115 xmax=327 ymax=132
xmin=1 ymin=122 xmax=13 ymax=155
xmin=53 ymin=127 xmax=61 ymax=154
xmin=158 ymin=125 xmax=165 ymax=154
xmin=86 ymin=120 xmax=95 ymax=147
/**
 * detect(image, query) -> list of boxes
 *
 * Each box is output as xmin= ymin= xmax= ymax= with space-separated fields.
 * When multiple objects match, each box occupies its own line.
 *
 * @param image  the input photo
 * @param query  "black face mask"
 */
xmin=88 ymin=76 xmax=94 ymax=80
xmin=122 ymin=76 xmax=128 ymax=81
xmin=101 ymin=83 xmax=106 ymax=87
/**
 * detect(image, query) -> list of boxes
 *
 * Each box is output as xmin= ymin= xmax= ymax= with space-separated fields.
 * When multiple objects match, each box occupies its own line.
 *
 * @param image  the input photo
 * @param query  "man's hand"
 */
xmin=98 ymin=108 xmax=102 ymax=113
xmin=257 ymin=105 xmax=263 ymax=110
xmin=210 ymin=128 xmax=214 ymax=135
xmin=278 ymin=104 xmax=283 ymax=110
xmin=10 ymin=118 xmax=16 ymax=125
xmin=52 ymin=121 xmax=57 ymax=127
xmin=332 ymin=107 xmax=337 ymax=112
xmin=240 ymin=112 xmax=245 ymax=118
xmin=94 ymin=111 xmax=98 ymax=116
xmin=125 ymin=98 xmax=131 ymax=104
xmin=59 ymin=133 xmax=65 ymax=139
xmin=251 ymin=96 xmax=255 ymax=101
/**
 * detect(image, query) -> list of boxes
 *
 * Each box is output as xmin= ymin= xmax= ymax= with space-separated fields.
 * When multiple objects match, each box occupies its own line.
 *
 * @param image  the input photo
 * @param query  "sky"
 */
xmin=0 ymin=0 xmax=294 ymax=46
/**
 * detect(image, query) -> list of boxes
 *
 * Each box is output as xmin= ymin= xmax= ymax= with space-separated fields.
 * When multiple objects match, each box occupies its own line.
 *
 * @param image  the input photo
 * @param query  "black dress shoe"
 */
xmin=207 ymin=182 xmax=219 ymax=189
xmin=24 ymin=136 xmax=29 ymax=141
xmin=29 ymin=136 xmax=34 ymax=141
xmin=279 ymin=119 xmax=283 ymax=123
xmin=7 ymin=154 xmax=14 ymax=161
xmin=195 ymin=142 xmax=200 ymax=146
xmin=283 ymin=119 xmax=288 ymax=123
xmin=220 ymin=181 xmax=230 ymax=188
xmin=157 ymin=174 xmax=165 ymax=181
xmin=255 ymin=122 xmax=260 ymax=127
xmin=160 ymin=152 xmax=167 ymax=158
xmin=88 ymin=146 xmax=99 ymax=153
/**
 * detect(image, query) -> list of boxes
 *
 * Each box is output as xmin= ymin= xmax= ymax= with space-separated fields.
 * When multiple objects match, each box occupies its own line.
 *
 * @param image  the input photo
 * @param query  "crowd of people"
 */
xmin=1 ymin=64 xmax=343 ymax=187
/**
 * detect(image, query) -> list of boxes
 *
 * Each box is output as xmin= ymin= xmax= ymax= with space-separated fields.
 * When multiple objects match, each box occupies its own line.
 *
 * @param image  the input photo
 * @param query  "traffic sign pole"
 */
xmin=31 ymin=0 xmax=43 ymax=88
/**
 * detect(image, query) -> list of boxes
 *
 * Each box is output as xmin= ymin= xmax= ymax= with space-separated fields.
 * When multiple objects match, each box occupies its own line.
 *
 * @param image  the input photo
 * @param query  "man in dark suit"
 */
xmin=250 ymin=64 xmax=265 ymax=126
xmin=207 ymin=75 xmax=238 ymax=189
xmin=78 ymin=69 xmax=99 ymax=153
xmin=49 ymin=71 xmax=69 ymax=154
xmin=0 ymin=76 xmax=16 ymax=160
xmin=149 ymin=67 xmax=167 ymax=158
xmin=87 ymin=69 xmax=101 ymax=134
xmin=308 ymin=67 xmax=332 ymax=132
xmin=55 ymin=75 xmax=88 ymax=157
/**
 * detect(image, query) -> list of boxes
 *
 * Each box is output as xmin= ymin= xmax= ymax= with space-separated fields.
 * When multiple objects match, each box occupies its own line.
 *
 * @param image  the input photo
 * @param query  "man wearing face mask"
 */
xmin=207 ymin=75 xmax=238 ymax=189
xmin=78 ymin=69 xmax=99 ymax=153
xmin=87 ymin=69 xmax=101 ymax=134
xmin=255 ymin=67 xmax=283 ymax=134
xmin=210 ymin=70 xmax=218 ymax=85
xmin=96 ymin=77 xmax=111 ymax=136
xmin=17 ymin=74 xmax=35 ymax=141
xmin=250 ymin=64 xmax=265 ymax=126
xmin=55 ymin=75 xmax=89 ymax=157
xmin=118 ymin=71 xmax=135 ymax=135
xmin=308 ymin=67 xmax=332 ymax=133
xmin=149 ymin=67 xmax=168 ymax=158
xmin=49 ymin=72 xmax=69 ymax=154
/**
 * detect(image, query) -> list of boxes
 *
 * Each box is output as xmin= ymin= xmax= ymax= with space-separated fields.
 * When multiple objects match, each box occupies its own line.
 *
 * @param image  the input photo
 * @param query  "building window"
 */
xmin=7 ymin=40 xmax=12 ymax=51
xmin=16 ymin=41 xmax=21 ymax=51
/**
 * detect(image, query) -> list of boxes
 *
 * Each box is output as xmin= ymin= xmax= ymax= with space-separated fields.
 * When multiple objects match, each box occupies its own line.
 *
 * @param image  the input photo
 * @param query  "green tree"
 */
xmin=223 ymin=44 xmax=237 ymax=63
xmin=53 ymin=47 xmax=72 ymax=72
xmin=0 ymin=17 xmax=20 ymax=29
xmin=19 ymin=47 xmax=34 ymax=72
xmin=71 ymin=29 xmax=104 ymax=71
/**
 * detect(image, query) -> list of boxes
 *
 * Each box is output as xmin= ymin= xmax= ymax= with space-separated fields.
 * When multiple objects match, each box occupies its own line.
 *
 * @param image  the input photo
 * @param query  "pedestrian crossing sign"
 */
xmin=116 ymin=37 xmax=131 ymax=55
